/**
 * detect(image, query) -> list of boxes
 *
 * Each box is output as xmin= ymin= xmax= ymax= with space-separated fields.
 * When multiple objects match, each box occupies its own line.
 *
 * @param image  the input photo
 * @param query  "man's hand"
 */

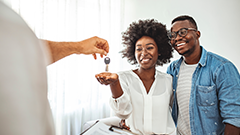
xmin=44 ymin=36 xmax=109 ymax=64
xmin=79 ymin=36 xmax=109 ymax=59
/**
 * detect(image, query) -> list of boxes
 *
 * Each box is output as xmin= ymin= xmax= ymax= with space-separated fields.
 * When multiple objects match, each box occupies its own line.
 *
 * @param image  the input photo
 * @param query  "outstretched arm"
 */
xmin=42 ymin=36 xmax=109 ymax=64
xmin=96 ymin=72 xmax=132 ymax=119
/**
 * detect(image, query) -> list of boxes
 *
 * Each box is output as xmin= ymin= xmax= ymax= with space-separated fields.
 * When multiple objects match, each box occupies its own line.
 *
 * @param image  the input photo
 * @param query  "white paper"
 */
xmin=82 ymin=121 xmax=135 ymax=135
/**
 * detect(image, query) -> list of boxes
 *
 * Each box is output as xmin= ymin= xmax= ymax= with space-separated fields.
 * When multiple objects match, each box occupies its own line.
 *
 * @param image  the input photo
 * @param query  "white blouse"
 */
xmin=109 ymin=70 xmax=175 ymax=135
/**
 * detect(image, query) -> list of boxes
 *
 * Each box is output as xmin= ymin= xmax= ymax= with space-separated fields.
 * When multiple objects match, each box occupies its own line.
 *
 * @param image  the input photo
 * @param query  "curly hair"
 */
xmin=121 ymin=19 xmax=173 ymax=66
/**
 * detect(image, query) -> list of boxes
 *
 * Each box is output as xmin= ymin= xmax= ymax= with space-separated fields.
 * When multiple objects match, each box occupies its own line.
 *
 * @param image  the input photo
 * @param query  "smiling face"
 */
xmin=135 ymin=36 xmax=159 ymax=70
xmin=170 ymin=20 xmax=200 ymax=57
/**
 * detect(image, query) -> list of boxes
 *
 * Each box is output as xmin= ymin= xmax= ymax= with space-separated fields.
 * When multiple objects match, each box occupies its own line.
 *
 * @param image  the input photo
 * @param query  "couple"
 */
xmin=95 ymin=15 xmax=240 ymax=135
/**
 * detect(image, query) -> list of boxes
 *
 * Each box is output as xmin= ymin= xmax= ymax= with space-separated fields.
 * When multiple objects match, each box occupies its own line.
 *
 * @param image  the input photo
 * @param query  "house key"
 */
xmin=104 ymin=57 xmax=110 ymax=71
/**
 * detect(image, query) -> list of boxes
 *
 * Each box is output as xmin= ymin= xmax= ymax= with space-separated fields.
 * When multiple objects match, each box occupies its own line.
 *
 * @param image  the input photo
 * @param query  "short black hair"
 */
xmin=121 ymin=19 xmax=173 ymax=66
xmin=171 ymin=15 xmax=198 ymax=30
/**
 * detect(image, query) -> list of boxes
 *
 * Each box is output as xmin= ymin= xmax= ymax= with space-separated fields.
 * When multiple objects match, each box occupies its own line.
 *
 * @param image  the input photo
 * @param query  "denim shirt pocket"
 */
xmin=196 ymin=84 xmax=218 ymax=118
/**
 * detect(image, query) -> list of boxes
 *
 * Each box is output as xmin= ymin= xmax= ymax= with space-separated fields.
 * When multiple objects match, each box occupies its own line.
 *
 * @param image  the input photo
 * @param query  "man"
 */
xmin=167 ymin=15 xmax=240 ymax=135
xmin=0 ymin=1 xmax=109 ymax=135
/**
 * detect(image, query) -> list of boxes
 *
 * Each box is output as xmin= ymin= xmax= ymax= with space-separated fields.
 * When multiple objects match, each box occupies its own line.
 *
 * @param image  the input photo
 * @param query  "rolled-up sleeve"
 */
xmin=217 ymin=62 xmax=240 ymax=128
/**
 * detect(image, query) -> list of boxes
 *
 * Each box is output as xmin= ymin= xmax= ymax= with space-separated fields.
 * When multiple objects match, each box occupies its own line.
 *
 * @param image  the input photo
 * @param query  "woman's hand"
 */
xmin=95 ymin=72 xmax=118 ymax=85
xmin=119 ymin=119 xmax=130 ymax=130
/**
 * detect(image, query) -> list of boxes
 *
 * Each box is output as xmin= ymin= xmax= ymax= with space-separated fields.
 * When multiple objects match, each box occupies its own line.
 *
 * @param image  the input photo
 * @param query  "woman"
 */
xmin=95 ymin=19 xmax=175 ymax=135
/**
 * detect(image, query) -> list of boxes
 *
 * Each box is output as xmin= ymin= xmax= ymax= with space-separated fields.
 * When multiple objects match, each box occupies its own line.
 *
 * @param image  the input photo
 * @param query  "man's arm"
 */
xmin=224 ymin=123 xmax=240 ymax=135
xmin=42 ymin=36 xmax=109 ymax=64
xmin=216 ymin=62 xmax=240 ymax=135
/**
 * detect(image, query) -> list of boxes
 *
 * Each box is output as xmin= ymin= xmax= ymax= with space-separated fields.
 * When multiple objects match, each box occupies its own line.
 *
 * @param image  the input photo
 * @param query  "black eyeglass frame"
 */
xmin=168 ymin=28 xmax=197 ymax=40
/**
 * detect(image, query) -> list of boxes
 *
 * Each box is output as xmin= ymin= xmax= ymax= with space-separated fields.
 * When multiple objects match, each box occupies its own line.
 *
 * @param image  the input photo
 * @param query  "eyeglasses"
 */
xmin=168 ymin=28 xmax=197 ymax=40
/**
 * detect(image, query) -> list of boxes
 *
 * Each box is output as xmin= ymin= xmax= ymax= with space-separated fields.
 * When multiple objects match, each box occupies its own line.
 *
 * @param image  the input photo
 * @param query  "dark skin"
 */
xmin=133 ymin=68 xmax=155 ymax=94
xmin=170 ymin=20 xmax=201 ymax=64
xmin=133 ymin=36 xmax=158 ymax=94
xmin=171 ymin=20 xmax=240 ymax=134
xmin=95 ymin=36 xmax=159 ymax=130
xmin=95 ymin=36 xmax=159 ymax=97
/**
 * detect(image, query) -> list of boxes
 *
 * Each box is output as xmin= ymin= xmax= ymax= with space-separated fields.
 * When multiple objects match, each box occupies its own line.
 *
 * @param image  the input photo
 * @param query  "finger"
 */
xmin=97 ymin=75 xmax=105 ymax=81
xmin=95 ymin=77 xmax=102 ymax=84
xmin=101 ymin=41 xmax=109 ymax=53
xmin=102 ymin=40 xmax=109 ymax=53
xmin=100 ymin=78 xmax=108 ymax=85
xmin=101 ymin=78 xmax=111 ymax=85
xmin=95 ymin=74 xmax=100 ymax=79
xmin=105 ymin=79 xmax=112 ymax=84
xmin=93 ymin=48 xmax=107 ymax=56
xmin=96 ymin=77 xmax=106 ymax=85
xmin=97 ymin=38 xmax=109 ymax=53
xmin=92 ymin=53 xmax=97 ymax=60
xmin=103 ymin=83 xmax=110 ymax=86
xmin=105 ymin=76 xmax=112 ymax=81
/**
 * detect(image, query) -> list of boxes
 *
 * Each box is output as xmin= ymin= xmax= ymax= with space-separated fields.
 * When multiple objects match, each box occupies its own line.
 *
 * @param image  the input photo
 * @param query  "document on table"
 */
xmin=80 ymin=121 xmax=136 ymax=135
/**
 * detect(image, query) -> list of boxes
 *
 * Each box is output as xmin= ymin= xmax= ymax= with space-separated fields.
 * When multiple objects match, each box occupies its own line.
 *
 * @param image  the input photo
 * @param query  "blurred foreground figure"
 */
xmin=0 ymin=1 xmax=55 ymax=135
xmin=0 ymin=1 xmax=109 ymax=135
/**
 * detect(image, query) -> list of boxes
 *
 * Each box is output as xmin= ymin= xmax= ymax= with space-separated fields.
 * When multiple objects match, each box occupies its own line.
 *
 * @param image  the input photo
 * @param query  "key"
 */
xmin=104 ymin=57 xmax=110 ymax=71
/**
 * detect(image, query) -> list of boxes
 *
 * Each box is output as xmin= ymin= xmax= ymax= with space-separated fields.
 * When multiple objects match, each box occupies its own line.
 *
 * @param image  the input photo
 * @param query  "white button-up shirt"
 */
xmin=110 ymin=70 xmax=175 ymax=135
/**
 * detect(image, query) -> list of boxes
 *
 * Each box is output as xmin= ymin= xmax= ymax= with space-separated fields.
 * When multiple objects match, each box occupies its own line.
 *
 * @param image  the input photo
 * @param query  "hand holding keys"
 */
xmin=104 ymin=57 xmax=110 ymax=71
xmin=95 ymin=56 xmax=119 ymax=86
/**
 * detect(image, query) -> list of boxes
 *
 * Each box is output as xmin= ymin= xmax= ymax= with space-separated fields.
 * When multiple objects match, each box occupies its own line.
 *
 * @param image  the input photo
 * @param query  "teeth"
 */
xmin=142 ymin=59 xmax=149 ymax=62
xmin=141 ymin=59 xmax=150 ymax=63
xmin=177 ymin=43 xmax=185 ymax=47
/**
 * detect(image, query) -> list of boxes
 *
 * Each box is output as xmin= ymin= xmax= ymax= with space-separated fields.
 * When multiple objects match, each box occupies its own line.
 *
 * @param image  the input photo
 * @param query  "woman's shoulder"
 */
xmin=117 ymin=69 xmax=135 ymax=76
xmin=155 ymin=70 xmax=172 ymax=79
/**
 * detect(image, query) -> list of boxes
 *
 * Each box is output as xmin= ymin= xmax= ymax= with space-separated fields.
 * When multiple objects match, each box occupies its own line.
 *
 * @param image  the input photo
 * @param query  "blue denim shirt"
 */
xmin=167 ymin=46 xmax=240 ymax=135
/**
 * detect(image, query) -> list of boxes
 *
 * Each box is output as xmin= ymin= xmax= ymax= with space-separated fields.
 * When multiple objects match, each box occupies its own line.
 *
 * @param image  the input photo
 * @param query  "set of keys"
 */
xmin=104 ymin=57 xmax=110 ymax=71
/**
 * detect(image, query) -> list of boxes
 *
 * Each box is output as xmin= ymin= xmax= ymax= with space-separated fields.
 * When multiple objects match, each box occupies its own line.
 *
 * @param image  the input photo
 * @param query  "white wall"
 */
xmin=120 ymin=0 xmax=240 ymax=72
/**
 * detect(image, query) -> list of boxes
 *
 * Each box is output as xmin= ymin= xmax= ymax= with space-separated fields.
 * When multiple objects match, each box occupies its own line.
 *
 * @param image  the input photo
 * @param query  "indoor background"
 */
xmin=2 ymin=0 xmax=240 ymax=135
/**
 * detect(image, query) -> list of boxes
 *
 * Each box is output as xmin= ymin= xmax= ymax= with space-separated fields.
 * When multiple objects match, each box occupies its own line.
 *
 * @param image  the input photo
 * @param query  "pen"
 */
xmin=109 ymin=126 xmax=128 ymax=135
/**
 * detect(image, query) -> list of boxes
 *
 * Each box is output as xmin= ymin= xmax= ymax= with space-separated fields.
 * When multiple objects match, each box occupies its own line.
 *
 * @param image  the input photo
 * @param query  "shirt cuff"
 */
xmin=223 ymin=118 xmax=240 ymax=128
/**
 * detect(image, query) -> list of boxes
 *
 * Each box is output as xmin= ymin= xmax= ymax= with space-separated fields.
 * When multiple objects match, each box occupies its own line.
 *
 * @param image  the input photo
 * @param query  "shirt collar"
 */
xmin=198 ymin=46 xmax=207 ymax=67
